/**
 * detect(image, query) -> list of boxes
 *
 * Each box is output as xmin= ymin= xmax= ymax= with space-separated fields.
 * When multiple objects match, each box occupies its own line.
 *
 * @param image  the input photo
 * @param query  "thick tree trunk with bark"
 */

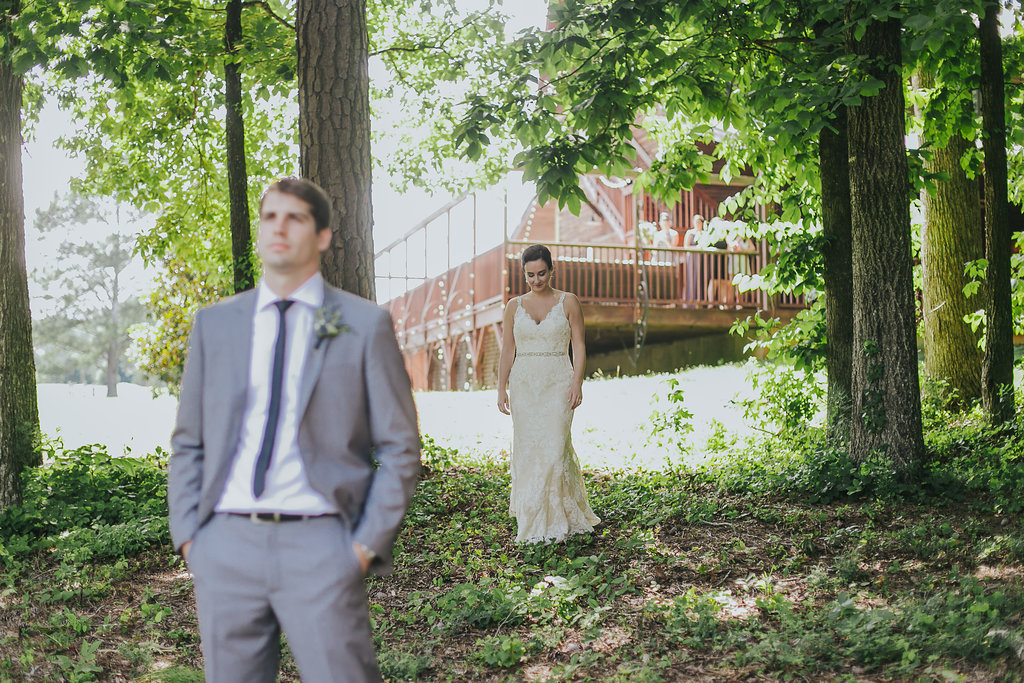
xmin=846 ymin=18 xmax=924 ymax=471
xmin=296 ymin=0 xmax=375 ymax=299
xmin=225 ymin=0 xmax=254 ymax=294
xmin=920 ymin=128 xmax=983 ymax=404
xmin=819 ymin=105 xmax=853 ymax=444
xmin=979 ymin=1 xmax=1015 ymax=424
xmin=0 ymin=0 xmax=41 ymax=510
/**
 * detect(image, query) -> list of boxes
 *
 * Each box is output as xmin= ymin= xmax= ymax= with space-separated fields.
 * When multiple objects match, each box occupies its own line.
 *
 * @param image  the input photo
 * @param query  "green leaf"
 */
xmin=859 ymin=77 xmax=885 ymax=98
xmin=57 ymin=55 xmax=90 ymax=79
xmin=905 ymin=14 xmax=934 ymax=31
xmin=11 ymin=47 xmax=42 ymax=75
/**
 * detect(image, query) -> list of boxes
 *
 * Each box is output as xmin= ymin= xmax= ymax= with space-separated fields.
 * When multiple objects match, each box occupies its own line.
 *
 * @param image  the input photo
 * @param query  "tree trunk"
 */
xmin=0 ymin=0 xmax=40 ymax=510
xmin=979 ymin=1 xmax=1015 ymax=424
xmin=106 ymin=271 xmax=119 ymax=397
xmin=106 ymin=342 xmax=118 ymax=397
xmin=920 ymin=126 xmax=983 ymax=405
xmin=846 ymin=17 xmax=924 ymax=471
xmin=225 ymin=0 xmax=254 ymax=294
xmin=819 ymin=105 xmax=853 ymax=444
xmin=297 ymin=0 xmax=375 ymax=299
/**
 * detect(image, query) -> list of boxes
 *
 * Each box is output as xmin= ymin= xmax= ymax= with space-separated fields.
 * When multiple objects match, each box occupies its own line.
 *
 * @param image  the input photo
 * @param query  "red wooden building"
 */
xmin=375 ymin=160 xmax=803 ymax=391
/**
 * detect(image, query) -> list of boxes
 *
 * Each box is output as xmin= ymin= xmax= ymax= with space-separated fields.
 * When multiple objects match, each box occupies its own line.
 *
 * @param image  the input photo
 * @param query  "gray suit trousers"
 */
xmin=188 ymin=513 xmax=381 ymax=683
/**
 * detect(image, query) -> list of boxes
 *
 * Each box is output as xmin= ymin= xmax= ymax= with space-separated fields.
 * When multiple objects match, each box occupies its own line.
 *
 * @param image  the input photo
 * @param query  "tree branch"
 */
xmin=370 ymin=19 xmax=473 ymax=59
xmin=241 ymin=0 xmax=294 ymax=32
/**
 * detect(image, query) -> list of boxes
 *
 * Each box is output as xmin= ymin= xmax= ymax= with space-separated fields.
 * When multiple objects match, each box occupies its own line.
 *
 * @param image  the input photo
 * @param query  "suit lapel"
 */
xmin=200 ymin=290 xmax=257 ymax=513
xmin=226 ymin=292 xmax=256 ymax=393
xmin=218 ymin=292 xmax=256 ymax=469
xmin=297 ymin=286 xmax=340 ymax=418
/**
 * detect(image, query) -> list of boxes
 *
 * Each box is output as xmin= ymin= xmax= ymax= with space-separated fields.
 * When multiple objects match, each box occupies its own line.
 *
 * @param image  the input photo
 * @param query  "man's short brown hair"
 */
xmin=261 ymin=177 xmax=333 ymax=232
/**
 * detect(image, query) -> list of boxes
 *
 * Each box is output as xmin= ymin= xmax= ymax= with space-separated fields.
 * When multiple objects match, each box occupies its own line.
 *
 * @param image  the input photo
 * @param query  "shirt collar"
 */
xmin=255 ymin=272 xmax=325 ymax=313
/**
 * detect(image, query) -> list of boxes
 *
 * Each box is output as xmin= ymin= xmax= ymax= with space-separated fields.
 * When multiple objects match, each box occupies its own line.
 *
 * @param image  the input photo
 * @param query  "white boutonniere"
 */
xmin=314 ymin=306 xmax=349 ymax=349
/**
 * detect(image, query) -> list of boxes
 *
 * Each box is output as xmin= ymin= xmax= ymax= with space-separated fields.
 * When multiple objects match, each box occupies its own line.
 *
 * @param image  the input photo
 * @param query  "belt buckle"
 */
xmin=249 ymin=511 xmax=281 ymax=524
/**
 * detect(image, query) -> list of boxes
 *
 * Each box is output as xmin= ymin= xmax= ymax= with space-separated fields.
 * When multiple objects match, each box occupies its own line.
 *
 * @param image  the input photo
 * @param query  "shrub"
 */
xmin=0 ymin=442 xmax=169 ymax=566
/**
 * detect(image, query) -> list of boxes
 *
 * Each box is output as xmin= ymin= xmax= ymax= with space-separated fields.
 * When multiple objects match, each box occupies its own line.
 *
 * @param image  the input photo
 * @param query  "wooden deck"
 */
xmin=380 ymin=241 xmax=802 ymax=391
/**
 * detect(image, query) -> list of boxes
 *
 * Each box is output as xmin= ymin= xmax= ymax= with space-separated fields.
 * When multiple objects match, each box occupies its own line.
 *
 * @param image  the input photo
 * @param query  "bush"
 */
xmin=0 ymin=442 xmax=169 ymax=566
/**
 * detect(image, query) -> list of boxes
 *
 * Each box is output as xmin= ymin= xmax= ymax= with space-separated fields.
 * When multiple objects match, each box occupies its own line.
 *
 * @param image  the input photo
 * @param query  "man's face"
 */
xmin=257 ymin=190 xmax=332 ymax=278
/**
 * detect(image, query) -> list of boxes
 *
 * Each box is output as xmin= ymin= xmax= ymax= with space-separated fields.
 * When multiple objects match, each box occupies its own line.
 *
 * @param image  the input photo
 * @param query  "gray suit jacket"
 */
xmin=168 ymin=284 xmax=421 ymax=575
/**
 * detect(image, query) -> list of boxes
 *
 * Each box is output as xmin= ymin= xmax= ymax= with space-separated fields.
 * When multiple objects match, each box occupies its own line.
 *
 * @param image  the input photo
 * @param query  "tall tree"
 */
xmin=32 ymin=195 xmax=146 ymax=396
xmin=979 ymin=0 xmax=1015 ymax=424
xmin=225 ymin=0 xmax=255 ymax=294
xmin=297 ymin=0 xmax=374 ymax=297
xmin=846 ymin=15 xmax=924 ymax=470
xmin=0 ymin=0 xmax=39 ymax=510
xmin=818 ymin=105 xmax=854 ymax=442
xmin=917 ymin=68 xmax=984 ymax=404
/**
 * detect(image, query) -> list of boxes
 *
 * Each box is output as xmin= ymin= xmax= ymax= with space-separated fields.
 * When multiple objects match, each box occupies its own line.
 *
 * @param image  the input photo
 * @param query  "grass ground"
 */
xmin=4 ymin=368 xmax=1023 ymax=681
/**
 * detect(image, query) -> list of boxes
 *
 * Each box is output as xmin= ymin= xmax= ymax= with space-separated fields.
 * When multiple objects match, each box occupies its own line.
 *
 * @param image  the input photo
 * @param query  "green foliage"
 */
xmin=135 ymin=668 xmax=205 ymax=683
xmin=707 ymin=440 xmax=913 ymax=504
xmin=698 ymin=377 xmax=1024 ymax=513
xmin=0 ymin=441 xmax=169 ymax=566
xmin=129 ymin=258 xmax=230 ymax=394
xmin=732 ymin=299 xmax=826 ymax=373
xmin=420 ymin=434 xmax=459 ymax=472
xmin=645 ymin=376 xmax=694 ymax=456
xmin=434 ymin=581 xmax=525 ymax=632
xmin=736 ymin=359 xmax=826 ymax=437
xmin=644 ymin=587 xmax=726 ymax=649
xmin=641 ymin=576 xmax=1024 ymax=678
xmin=474 ymin=633 xmax=528 ymax=667
xmin=51 ymin=637 xmax=103 ymax=682
xmin=376 ymin=646 xmax=433 ymax=680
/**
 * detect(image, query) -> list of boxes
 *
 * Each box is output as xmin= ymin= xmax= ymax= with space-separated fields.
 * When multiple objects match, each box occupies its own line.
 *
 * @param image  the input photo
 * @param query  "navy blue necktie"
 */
xmin=253 ymin=299 xmax=294 ymax=498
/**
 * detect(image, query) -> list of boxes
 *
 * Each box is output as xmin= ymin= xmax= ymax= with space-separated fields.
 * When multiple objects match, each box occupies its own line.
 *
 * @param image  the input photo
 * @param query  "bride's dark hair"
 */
xmin=521 ymin=244 xmax=553 ymax=270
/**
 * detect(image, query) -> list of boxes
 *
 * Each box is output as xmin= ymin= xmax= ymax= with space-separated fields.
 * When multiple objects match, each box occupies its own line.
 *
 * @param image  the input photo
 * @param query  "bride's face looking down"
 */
xmin=523 ymin=259 xmax=553 ymax=294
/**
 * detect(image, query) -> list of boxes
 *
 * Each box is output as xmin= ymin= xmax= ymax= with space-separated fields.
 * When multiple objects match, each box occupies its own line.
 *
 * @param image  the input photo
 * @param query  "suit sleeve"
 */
xmin=168 ymin=310 xmax=206 ymax=551
xmin=353 ymin=309 xmax=421 ymax=571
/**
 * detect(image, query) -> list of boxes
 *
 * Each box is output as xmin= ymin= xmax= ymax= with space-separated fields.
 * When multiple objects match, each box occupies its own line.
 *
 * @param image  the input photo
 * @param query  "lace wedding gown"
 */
xmin=508 ymin=293 xmax=600 ymax=543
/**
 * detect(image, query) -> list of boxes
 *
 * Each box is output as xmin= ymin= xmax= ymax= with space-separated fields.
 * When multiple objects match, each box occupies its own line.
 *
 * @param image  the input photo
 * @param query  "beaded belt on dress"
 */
xmin=517 ymin=351 xmax=564 ymax=356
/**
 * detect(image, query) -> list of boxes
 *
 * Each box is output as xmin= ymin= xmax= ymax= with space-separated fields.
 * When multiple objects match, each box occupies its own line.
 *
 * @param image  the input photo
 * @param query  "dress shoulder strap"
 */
xmin=558 ymin=292 xmax=566 ymax=304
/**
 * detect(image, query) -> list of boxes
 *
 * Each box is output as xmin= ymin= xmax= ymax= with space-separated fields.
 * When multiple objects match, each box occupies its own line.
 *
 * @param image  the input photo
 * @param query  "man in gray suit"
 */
xmin=168 ymin=177 xmax=420 ymax=682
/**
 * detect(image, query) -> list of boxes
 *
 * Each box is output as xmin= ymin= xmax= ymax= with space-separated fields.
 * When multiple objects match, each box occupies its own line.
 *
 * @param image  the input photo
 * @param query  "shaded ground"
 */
xmin=13 ymin=369 xmax=1022 ymax=681
xmin=3 ymin=458 xmax=1022 ymax=682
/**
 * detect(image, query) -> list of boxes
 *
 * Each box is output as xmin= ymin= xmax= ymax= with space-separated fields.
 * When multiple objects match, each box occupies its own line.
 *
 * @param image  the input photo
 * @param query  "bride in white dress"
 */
xmin=497 ymin=244 xmax=600 ymax=544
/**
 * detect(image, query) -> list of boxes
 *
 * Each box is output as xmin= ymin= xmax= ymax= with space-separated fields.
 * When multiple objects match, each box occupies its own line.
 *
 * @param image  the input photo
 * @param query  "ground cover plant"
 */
xmin=1 ymin=374 xmax=1024 ymax=682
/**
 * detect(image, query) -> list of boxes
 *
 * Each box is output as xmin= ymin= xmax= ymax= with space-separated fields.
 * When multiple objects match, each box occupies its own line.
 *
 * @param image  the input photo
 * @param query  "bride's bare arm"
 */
xmin=565 ymin=293 xmax=586 ymax=409
xmin=496 ymin=299 xmax=518 ymax=415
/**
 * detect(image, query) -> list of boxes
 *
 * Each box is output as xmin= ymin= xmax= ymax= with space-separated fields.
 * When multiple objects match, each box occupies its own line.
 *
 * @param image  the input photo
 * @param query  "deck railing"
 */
xmin=374 ymin=192 xmax=803 ymax=344
xmin=503 ymin=240 xmax=771 ymax=309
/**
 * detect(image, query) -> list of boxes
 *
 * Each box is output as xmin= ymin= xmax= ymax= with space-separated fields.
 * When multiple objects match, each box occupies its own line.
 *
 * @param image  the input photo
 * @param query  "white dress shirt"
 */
xmin=215 ymin=273 xmax=337 ymax=515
